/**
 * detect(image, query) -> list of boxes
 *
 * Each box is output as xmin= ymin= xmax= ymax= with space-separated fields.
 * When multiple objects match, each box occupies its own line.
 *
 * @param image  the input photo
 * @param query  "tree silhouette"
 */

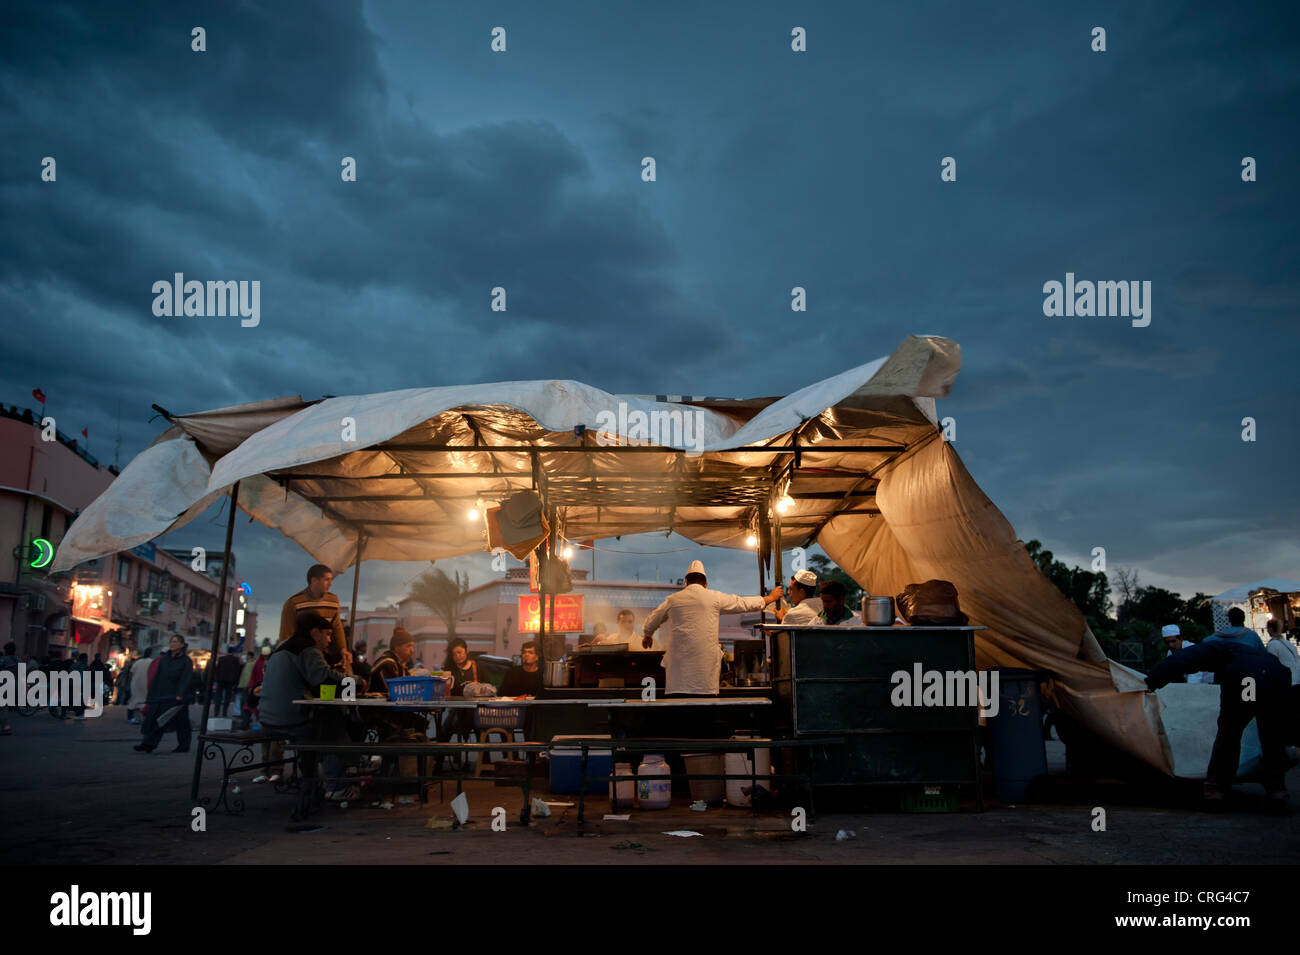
xmin=406 ymin=566 xmax=469 ymax=639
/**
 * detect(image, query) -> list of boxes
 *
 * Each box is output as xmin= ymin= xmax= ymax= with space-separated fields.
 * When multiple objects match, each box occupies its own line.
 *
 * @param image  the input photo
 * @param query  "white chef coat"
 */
xmin=1266 ymin=635 xmax=1300 ymax=685
xmin=616 ymin=626 xmax=659 ymax=651
xmin=781 ymin=597 xmax=823 ymax=626
xmin=643 ymin=583 xmax=766 ymax=694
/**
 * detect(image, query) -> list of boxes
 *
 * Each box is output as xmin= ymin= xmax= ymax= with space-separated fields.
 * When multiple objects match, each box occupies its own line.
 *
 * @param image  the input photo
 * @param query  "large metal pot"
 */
xmin=543 ymin=660 xmax=571 ymax=687
xmin=863 ymin=596 xmax=895 ymax=626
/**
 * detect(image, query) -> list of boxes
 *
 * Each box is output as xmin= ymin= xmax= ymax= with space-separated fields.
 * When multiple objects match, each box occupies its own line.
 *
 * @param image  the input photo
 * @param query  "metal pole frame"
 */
xmin=190 ymin=480 xmax=241 ymax=802
xmin=347 ymin=531 xmax=364 ymax=664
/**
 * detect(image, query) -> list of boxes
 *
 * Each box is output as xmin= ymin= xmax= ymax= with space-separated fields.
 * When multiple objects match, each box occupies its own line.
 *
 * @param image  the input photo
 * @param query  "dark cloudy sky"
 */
xmin=2 ymin=1 xmax=1296 ymax=624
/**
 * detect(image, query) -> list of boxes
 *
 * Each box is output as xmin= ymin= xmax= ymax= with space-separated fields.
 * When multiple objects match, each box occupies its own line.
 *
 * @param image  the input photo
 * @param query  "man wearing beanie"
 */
xmin=365 ymin=627 xmax=428 ymax=741
xmin=369 ymin=628 xmax=416 ymax=698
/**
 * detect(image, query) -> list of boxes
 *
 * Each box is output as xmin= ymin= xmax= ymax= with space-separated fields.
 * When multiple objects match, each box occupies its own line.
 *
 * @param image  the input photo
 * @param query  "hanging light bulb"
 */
xmin=777 ymin=494 xmax=795 ymax=514
xmin=562 ymin=544 xmax=574 ymax=560
xmin=745 ymin=533 xmax=758 ymax=548
xmin=467 ymin=506 xmax=480 ymax=521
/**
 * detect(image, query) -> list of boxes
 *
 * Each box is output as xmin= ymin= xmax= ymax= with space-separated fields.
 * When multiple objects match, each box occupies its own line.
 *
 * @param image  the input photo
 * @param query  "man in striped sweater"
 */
xmin=279 ymin=564 xmax=347 ymax=665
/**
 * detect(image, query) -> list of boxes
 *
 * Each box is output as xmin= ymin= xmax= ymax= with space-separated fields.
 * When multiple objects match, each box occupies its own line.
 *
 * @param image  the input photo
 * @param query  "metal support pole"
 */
xmin=347 ymin=532 xmax=364 ymax=660
xmin=190 ymin=480 xmax=240 ymax=802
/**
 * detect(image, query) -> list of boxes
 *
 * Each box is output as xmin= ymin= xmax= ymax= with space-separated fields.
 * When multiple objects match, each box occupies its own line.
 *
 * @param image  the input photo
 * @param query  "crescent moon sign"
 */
xmin=31 ymin=538 xmax=54 ymax=569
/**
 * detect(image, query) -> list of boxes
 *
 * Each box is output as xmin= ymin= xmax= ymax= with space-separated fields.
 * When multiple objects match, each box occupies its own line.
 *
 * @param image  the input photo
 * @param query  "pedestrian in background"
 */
xmin=114 ymin=653 xmax=135 ymax=706
xmin=71 ymin=653 xmax=89 ymax=720
xmin=0 ymin=641 xmax=17 ymax=735
xmin=134 ymin=635 xmax=195 ymax=753
xmin=237 ymin=651 xmax=257 ymax=729
xmin=215 ymin=645 xmax=243 ymax=717
xmin=128 ymin=649 xmax=152 ymax=723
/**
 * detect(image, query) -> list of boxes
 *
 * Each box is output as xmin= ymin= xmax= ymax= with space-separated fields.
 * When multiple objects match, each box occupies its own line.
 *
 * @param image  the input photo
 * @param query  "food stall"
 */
xmin=1209 ymin=579 xmax=1300 ymax=638
xmin=51 ymin=334 xmax=1178 ymax=806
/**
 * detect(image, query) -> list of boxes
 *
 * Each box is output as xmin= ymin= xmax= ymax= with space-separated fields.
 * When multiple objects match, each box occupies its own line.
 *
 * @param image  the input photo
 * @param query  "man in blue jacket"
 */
xmin=1146 ymin=608 xmax=1290 ymax=813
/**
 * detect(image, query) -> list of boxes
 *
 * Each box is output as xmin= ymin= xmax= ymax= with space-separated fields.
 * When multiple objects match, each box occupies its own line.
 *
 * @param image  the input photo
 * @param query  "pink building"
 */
xmin=0 ymin=405 xmax=116 ymax=659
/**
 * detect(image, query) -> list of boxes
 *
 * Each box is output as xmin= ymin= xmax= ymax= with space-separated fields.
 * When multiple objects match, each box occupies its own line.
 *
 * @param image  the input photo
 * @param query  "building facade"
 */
xmin=0 ymin=405 xmax=117 ymax=659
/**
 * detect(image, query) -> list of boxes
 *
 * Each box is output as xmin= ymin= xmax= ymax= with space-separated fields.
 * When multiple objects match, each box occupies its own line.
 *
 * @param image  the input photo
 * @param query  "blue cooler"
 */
xmin=549 ymin=735 xmax=612 ymax=795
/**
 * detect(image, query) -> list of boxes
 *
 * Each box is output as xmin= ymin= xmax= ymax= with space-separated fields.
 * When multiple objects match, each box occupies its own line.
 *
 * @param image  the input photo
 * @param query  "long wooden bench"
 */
xmin=198 ymin=729 xmax=298 ymax=814
xmin=556 ymin=736 xmax=846 ymax=823
xmin=289 ymin=741 xmax=551 ymax=823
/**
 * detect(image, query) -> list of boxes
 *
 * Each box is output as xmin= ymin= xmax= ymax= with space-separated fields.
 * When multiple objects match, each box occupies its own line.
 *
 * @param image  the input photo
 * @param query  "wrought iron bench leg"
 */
xmin=198 ymin=740 xmax=256 ymax=815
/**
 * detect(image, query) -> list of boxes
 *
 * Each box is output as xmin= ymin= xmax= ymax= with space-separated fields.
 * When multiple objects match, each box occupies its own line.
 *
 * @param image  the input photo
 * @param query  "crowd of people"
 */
xmin=1145 ymin=606 xmax=1299 ymax=813
xmin=7 ymin=555 xmax=1295 ymax=814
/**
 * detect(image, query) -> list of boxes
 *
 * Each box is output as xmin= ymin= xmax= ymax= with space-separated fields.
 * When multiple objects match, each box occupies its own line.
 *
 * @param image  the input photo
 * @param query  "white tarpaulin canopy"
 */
xmin=1211 ymin=580 xmax=1300 ymax=604
xmin=54 ymin=334 xmax=1175 ymax=774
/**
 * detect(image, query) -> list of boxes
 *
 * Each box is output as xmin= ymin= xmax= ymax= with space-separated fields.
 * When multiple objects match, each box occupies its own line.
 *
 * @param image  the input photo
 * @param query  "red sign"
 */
xmin=518 ymin=594 xmax=584 ymax=633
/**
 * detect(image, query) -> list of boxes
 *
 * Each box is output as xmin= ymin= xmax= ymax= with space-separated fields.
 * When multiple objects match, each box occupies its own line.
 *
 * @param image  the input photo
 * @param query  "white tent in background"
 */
xmin=1209 ymin=579 xmax=1300 ymax=634
xmin=54 ymin=335 xmax=1174 ymax=774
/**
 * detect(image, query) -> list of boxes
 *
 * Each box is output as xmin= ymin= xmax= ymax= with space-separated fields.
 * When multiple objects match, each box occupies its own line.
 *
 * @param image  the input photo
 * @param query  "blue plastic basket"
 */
xmin=386 ymin=676 xmax=448 ymax=703
xmin=474 ymin=702 xmax=525 ymax=729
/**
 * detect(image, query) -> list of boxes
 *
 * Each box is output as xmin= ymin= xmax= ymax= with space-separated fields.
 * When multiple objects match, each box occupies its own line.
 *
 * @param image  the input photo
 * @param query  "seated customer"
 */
xmin=500 ymin=640 xmax=544 ymax=697
xmin=258 ymin=613 xmax=355 ymax=800
xmin=816 ymin=580 xmax=862 ymax=626
xmin=365 ymin=627 xmax=428 ymax=741
xmin=368 ymin=627 xmax=417 ymax=697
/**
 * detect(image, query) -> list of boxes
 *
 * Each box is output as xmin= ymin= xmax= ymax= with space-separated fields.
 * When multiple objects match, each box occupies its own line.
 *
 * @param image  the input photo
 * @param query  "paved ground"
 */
xmin=3 ymin=705 xmax=1299 ymax=865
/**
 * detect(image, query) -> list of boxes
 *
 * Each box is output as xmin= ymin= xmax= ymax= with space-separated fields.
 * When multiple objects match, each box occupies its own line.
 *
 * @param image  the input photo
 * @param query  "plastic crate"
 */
xmin=475 ymin=702 xmax=525 ymax=729
xmin=386 ymin=676 xmax=448 ymax=703
xmin=899 ymin=785 xmax=960 ymax=813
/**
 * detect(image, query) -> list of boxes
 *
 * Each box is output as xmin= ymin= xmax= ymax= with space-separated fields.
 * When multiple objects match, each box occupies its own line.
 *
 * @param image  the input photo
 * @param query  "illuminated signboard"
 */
xmin=518 ymin=594 xmax=584 ymax=633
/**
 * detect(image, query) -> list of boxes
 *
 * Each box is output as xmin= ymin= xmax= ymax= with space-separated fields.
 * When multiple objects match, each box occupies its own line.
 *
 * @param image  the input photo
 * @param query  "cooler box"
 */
xmin=550 ymin=734 xmax=612 ymax=795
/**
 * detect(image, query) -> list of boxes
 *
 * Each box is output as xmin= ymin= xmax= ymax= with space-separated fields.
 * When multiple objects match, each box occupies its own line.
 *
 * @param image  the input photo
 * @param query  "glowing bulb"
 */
xmin=467 ymin=507 xmax=480 ymax=521
xmin=776 ymin=495 xmax=794 ymax=514
xmin=745 ymin=534 xmax=757 ymax=548
xmin=562 ymin=545 xmax=574 ymax=560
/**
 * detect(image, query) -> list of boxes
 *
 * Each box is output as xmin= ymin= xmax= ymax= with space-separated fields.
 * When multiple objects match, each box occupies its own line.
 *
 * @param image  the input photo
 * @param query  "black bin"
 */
xmin=987 ymin=668 xmax=1048 ymax=803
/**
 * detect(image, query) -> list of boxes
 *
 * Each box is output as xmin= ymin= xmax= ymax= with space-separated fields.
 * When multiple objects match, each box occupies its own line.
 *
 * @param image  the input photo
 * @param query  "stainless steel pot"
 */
xmin=543 ymin=660 xmax=571 ymax=687
xmin=863 ymin=596 xmax=894 ymax=626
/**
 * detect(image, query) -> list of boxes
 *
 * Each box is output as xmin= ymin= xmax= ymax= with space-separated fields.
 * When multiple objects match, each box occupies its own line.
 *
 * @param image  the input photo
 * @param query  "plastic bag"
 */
xmin=895 ymin=580 xmax=968 ymax=626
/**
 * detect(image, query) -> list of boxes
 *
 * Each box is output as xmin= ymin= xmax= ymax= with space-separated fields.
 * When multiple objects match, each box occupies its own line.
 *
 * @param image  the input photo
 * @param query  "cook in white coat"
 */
xmin=775 ymin=570 xmax=822 ymax=626
xmin=641 ymin=560 xmax=783 ymax=695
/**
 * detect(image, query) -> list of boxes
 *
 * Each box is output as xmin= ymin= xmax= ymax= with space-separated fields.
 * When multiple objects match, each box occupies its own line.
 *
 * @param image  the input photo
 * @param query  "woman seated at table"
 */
xmin=445 ymin=637 xmax=478 ymax=695
xmin=500 ymin=640 xmax=543 ymax=697
xmin=435 ymin=638 xmax=479 ymax=754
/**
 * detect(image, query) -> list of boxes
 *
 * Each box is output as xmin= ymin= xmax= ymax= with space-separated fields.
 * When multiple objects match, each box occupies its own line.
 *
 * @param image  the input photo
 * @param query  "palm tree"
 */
xmin=406 ymin=566 xmax=470 ymax=639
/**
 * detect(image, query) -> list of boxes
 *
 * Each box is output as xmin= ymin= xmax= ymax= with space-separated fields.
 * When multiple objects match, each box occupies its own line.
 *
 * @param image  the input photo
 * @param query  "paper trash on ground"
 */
xmin=662 ymin=830 xmax=704 ymax=837
xmin=450 ymin=792 xmax=469 ymax=825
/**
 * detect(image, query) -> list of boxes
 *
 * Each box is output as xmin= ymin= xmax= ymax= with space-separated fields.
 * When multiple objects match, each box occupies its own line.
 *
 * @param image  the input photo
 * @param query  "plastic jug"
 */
xmin=609 ymin=762 xmax=636 ymax=810
xmin=725 ymin=737 xmax=773 ymax=807
xmin=636 ymin=754 xmax=672 ymax=809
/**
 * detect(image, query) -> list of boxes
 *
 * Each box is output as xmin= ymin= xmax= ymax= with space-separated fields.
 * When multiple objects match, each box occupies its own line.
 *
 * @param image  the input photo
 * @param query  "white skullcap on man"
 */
xmin=1161 ymin=624 xmax=1181 ymax=638
xmin=793 ymin=570 xmax=818 ymax=588
xmin=686 ymin=559 xmax=706 ymax=579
